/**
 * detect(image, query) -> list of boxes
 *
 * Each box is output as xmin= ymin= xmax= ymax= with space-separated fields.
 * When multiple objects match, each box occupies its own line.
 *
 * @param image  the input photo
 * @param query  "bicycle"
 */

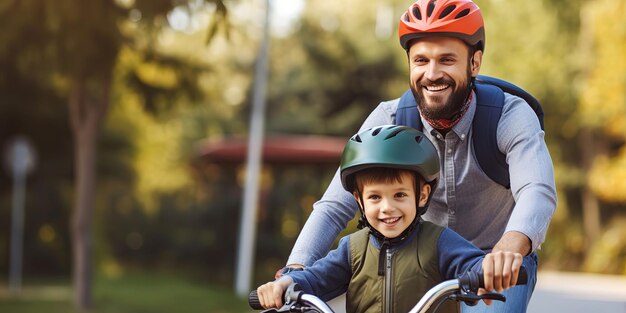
xmin=248 ymin=267 xmax=528 ymax=313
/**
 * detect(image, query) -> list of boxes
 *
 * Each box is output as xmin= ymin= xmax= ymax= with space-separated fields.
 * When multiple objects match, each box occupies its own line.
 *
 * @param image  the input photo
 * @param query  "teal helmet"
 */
xmin=340 ymin=125 xmax=440 ymax=193
xmin=340 ymin=125 xmax=440 ymax=242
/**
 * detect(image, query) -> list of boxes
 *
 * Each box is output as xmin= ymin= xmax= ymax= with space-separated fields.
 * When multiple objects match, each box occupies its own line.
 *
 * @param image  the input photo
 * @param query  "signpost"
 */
xmin=4 ymin=136 xmax=36 ymax=294
xmin=234 ymin=0 xmax=271 ymax=297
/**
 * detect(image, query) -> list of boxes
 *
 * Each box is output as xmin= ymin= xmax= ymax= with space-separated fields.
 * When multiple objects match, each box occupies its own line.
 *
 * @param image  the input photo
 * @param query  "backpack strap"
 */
xmin=394 ymin=89 xmax=423 ymax=131
xmin=476 ymin=75 xmax=544 ymax=130
xmin=473 ymin=84 xmax=510 ymax=188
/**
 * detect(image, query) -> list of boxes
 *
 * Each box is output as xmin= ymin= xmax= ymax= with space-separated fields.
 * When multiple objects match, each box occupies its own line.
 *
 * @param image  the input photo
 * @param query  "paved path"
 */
xmin=528 ymin=271 xmax=626 ymax=313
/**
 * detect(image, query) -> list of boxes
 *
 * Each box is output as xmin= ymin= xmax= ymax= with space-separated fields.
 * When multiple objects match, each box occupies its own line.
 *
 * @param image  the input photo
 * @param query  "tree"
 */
xmin=579 ymin=0 xmax=626 ymax=203
xmin=264 ymin=0 xmax=407 ymax=136
xmin=577 ymin=0 xmax=626 ymax=273
xmin=1 ymin=0 xmax=228 ymax=310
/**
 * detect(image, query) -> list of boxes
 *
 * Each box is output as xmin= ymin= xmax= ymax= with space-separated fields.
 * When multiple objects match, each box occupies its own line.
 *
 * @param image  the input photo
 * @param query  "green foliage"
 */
xmin=581 ymin=0 xmax=626 ymax=203
xmin=0 ymin=0 xmax=236 ymax=284
xmin=264 ymin=0 xmax=407 ymax=136
xmin=0 ymin=273 xmax=250 ymax=313
xmin=584 ymin=217 xmax=626 ymax=274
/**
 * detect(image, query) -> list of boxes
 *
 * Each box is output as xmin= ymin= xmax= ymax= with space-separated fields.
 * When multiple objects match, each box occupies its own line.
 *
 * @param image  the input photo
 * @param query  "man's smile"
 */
xmin=424 ymin=84 xmax=450 ymax=92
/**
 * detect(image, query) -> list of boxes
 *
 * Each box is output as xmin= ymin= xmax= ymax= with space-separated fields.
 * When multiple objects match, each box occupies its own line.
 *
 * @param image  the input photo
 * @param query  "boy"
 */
xmin=257 ymin=125 xmax=522 ymax=313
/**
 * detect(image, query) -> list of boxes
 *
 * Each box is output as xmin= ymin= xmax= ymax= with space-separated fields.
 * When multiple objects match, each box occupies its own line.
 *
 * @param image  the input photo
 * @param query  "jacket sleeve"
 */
xmin=286 ymin=236 xmax=353 ymax=301
xmin=437 ymin=228 xmax=485 ymax=280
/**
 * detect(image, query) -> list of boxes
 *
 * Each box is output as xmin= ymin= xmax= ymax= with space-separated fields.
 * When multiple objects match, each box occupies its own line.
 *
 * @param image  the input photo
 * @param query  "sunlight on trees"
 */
xmin=580 ymin=0 xmax=626 ymax=203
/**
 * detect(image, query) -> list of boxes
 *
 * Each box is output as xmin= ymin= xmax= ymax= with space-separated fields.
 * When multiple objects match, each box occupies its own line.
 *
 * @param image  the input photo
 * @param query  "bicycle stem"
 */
xmin=407 ymin=279 xmax=460 ymax=313
xmin=300 ymin=294 xmax=336 ymax=313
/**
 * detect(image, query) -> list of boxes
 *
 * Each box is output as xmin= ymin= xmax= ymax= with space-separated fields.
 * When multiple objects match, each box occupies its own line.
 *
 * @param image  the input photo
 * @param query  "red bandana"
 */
xmin=422 ymin=92 xmax=473 ymax=131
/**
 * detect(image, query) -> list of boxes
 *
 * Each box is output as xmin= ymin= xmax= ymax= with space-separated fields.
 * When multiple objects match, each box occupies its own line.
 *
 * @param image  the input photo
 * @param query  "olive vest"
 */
xmin=346 ymin=222 xmax=459 ymax=313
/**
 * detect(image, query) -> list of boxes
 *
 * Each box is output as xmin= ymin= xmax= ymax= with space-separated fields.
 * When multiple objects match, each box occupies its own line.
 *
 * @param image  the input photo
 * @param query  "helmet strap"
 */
xmin=355 ymin=188 xmax=368 ymax=230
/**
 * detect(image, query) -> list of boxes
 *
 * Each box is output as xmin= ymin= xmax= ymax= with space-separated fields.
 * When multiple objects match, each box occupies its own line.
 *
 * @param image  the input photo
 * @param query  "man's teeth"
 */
xmin=382 ymin=217 xmax=400 ymax=224
xmin=425 ymin=84 xmax=448 ymax=91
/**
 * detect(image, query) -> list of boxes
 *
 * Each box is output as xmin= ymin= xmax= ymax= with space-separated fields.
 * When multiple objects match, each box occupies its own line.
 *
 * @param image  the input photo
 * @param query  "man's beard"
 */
xmin=411 ymin=71 xmax=473 ymax=121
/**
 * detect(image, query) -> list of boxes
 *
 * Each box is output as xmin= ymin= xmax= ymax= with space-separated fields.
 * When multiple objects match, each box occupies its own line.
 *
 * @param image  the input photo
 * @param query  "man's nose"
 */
xmin=424 ymin=62 xmax=443 ymax=82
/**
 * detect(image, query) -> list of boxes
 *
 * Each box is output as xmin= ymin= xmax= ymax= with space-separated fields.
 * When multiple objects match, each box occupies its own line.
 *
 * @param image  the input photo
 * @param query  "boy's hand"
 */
xmin=480 ymin=251 xmax=523 ymax=305
xmin=257 ymin=276 xmax=294 ymax=309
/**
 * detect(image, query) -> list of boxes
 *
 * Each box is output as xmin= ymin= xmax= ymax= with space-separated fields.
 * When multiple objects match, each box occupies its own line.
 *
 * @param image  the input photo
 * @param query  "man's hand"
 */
xmin=257 ymin=276 xmax=294 ymax=309
xmin=492 ymin=231 xmax=531 ymax=256
xmin=480 ymin=251 xmax=523 ymax=305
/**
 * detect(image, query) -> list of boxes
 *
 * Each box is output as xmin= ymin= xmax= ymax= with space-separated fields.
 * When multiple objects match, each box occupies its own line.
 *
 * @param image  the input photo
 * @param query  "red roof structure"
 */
xmin=195 ymin=135 xmax=346 ymax=164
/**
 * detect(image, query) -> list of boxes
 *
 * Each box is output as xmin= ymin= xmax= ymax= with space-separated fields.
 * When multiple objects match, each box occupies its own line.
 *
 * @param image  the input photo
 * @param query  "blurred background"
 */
xmin=0 ymin=0 xmax=625 ymax=312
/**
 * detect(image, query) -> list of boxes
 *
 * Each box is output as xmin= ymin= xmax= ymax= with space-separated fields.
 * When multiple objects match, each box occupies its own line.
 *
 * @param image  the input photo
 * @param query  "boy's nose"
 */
xmin=380 ymin=199 xmax=394 ymax=213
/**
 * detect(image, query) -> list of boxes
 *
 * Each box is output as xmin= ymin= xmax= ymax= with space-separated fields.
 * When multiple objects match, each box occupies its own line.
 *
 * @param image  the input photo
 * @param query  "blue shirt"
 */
xmin=288 ymin=91 xmax=557 ymax=266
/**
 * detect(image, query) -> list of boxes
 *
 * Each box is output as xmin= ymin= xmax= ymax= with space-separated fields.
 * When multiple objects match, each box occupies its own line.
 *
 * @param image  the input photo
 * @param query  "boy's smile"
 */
xmin=359 ymin=172 xmax=429 ymax=239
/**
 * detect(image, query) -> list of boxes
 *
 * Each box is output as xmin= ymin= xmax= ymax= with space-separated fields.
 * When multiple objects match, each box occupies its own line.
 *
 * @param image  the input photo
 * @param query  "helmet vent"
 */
xmin=439 ymin=5 xmax=456 ymax=19
xmin=412 ymin=6 xmax=422 ymax=20
xmin=352 ymin=134 xmax=362 ymax=143
xmin=415 ymin=135 xmax=423 ymax=144
xmin=385 ymin=128 xmax=405 ymax=140
xmin=455 ymin=8 xmax=470 ymax=19
xmin=427 ymin=1 xmax=436 ymax=18
xmin=372 ymin=127 xmax=382 ymax=136
xmin=403 ymin=12 xmax=410 ymax=22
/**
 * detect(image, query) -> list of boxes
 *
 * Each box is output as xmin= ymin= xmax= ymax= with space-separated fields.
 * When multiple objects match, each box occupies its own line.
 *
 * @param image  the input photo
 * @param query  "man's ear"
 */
xmin=471 ymin=49 xmax=483 ymax=77
xmin=418 ymin=183 xmax=432 ymax=207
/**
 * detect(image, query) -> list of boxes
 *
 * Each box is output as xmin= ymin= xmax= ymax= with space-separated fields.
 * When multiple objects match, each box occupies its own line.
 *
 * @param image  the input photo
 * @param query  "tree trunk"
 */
xmin=578 ymin=129 xmax=604 ymax=250
xmin=69 ymin=74 xmax=111 ymax=311
xmin=576 ymin=3 xmax=603 ymax=252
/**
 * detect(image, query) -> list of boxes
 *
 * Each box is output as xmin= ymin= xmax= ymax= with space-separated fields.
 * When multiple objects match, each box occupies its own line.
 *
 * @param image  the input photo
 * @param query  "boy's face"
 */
xmin=356 ymin=172 xmax=430 ymax=239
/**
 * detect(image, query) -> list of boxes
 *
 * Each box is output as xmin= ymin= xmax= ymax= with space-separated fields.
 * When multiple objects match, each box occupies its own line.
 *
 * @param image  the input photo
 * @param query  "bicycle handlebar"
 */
xmin=249 ymin=283 xmax=335 ymax=312
xmin=248 ymin=290 xmax=262 ymax=310
xmin=460 ymin=265 xmax=528 ymax=293
xmin=249 ymin=266 xmax=528 ymax=312
xmin=410 ymin=266 xmax=527 ymax=313
xmin=248 ymin=282 xmax=307 ymax=310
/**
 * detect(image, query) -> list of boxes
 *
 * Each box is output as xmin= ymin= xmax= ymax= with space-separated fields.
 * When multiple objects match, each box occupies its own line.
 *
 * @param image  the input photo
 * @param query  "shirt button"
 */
xmin=450 ymin=209 xmax=456 ymax=215
xmin=460 ymin=134 xmax=466 ymax=140
xmin=437 ymin=134 xmax=443 ymax=140
xmin=447 ymin=149 xmax=452 ymax=154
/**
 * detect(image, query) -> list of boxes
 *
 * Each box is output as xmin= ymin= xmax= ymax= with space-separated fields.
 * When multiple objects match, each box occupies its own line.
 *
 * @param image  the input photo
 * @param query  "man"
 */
xmin=283 ymin=1 xmax=557 ymax=312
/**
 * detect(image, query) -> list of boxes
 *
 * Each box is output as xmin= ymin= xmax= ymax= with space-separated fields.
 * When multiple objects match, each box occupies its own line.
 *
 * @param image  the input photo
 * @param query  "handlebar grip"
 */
xmin=248 ymin=290 xmax=264 ymax=310
xmin=477 ymin=266 xmax=528 ymax=289
xmin=517 ymin=266 xmax=528 ymax=285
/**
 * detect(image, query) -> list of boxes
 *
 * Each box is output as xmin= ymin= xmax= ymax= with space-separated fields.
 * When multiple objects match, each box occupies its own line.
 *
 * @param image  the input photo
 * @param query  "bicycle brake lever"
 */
xmin=260 ymin=302 xmax=299 ymax=313
xmin=449 ymin=291 xmax=506 ymax=306
xmin=478 ymin=292 xmax=506 ymax=302
xmin=448 ymin=292 xmax=481 ymax=306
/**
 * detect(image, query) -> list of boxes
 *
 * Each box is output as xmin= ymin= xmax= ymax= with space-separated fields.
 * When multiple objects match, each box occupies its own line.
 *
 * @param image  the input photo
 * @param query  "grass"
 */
xmin=0 ymin=272 xmax=251 ymax=313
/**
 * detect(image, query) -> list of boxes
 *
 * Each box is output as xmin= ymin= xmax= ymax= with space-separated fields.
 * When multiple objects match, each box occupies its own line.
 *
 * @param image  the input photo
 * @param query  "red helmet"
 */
xmin=399 ymin=0 xmax=485 ymax=52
